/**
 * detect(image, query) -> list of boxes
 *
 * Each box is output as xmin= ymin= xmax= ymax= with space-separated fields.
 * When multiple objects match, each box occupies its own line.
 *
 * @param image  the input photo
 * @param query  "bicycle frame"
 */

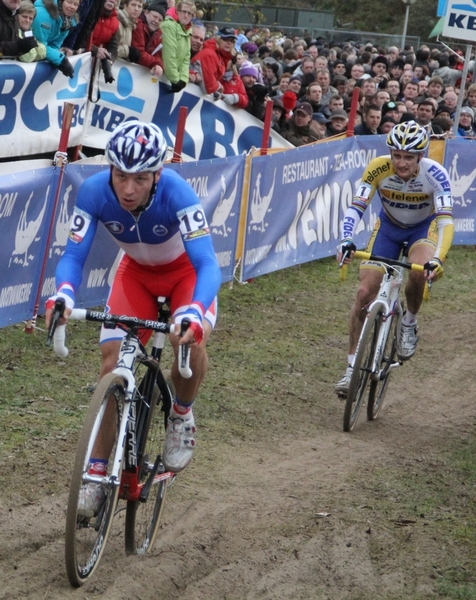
xmin=342 ymin=247 xmax=425 ymax=432
xmin=49 ymin=299 xmax=192 ymax=585
xmin=49 ymin=301 xmax=189 ymax=497
xmin=361 ymin=261 xmax=404 ymax=383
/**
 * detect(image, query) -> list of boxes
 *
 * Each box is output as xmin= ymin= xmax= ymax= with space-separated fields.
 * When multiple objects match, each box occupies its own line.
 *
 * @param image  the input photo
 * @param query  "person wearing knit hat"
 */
xmin=372 ymin=54 xmax=388 ymax=67
xmin=240 ymin=64 xmax=268 ymax=120
xmin=457 ymin=106 xmax=476 ymax=138
xmin=381 ymin=100 xmax=399 ymax=120
xmin=271 ymin=97 xmax=287 ymax=132
xmin=145 ymin=1 xmax=167 ymax=16
xmin=241 ymin=41 xmax=258 ymax=56
xmin=370 ymin=54 xmax=388 ymax=86
xmin=131 ymin=0 xmax=166 ymax=75
xmin=239 ymin=64 xmax=259 ymax=79
xmin=289 ymin=74 xmax=302 ymax=84
xmin=280 ymin=74 xmax=302 ymax=113
xmin=378 ymin=114 xmax=398 ymax=134
xmin=435 ymin=104 xmax=452 ymax=119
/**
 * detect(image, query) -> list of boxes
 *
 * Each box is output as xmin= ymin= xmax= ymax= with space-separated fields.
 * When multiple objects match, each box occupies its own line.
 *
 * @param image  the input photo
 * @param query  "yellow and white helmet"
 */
xmin=386 ymin=120 xmax=429 ymax=153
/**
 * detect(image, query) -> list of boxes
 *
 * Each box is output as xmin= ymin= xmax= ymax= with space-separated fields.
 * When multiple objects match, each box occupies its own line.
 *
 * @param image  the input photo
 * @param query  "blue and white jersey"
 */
xmin=56 ymin=168 xmax=221 ymax=314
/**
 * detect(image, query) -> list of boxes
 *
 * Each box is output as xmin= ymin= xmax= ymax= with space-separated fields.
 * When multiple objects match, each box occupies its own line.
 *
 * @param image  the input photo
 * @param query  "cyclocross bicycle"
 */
xmin=47 ymin=297 xmax=191 ymax=587
xmin=340 ymin=245 xmax=424 ymax=432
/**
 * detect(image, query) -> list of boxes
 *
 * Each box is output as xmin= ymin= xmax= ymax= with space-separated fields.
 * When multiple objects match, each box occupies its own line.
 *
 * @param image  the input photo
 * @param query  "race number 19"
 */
xmin=178 ymin=206 xmax=210 ymax=240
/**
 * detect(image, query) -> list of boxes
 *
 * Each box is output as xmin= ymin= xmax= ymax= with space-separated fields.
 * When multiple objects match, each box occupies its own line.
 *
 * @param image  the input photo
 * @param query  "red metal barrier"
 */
xmin=260 ymin=99 xmax=273 ymax=156
xmin=172 ymin=106 xmax=188 ymax=163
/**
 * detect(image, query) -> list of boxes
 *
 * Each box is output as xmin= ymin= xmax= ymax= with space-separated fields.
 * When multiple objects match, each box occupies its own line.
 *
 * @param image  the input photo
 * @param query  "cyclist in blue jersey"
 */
xmin=46 ymin=121 xmax=221 ymax=516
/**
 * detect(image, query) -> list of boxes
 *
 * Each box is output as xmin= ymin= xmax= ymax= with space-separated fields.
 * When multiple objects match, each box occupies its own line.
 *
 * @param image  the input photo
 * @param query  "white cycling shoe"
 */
xmin=78 ymin=483 xmax=106 ymax=518
xmin=335 ymin=365 xmax=353 ymax=398
xmin=398 ymin=322 xmax=418 ymax=361
xmin=163 ymin=410 xmax=196 ymax=473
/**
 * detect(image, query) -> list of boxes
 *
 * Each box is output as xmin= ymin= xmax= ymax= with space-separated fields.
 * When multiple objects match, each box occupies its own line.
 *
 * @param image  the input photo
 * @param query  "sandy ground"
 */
xmin=0 ymin=310 xmax=474 ymax=600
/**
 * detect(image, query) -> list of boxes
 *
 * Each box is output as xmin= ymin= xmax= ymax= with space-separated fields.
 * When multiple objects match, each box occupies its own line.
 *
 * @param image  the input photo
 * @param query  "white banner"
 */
xmin=0 ymin=55 xmax=90 ymax=157
xmin=442 ymin=0 xmax=476 ymax=41
xmin=0 ymin=57 xmax=291 ymax=160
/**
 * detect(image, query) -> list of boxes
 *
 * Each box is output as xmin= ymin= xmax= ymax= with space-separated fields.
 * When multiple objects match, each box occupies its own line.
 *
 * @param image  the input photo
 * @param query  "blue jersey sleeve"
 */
xmin=158 ymin=170 xmax=221 ymax=314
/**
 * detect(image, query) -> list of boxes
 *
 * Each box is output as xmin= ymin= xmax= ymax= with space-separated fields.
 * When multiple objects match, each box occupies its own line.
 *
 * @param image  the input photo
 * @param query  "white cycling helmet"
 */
xmin=105 ymin=121 xmax=167 ymax=173
xmin=386 ymin=120 xmax=429 ymax=153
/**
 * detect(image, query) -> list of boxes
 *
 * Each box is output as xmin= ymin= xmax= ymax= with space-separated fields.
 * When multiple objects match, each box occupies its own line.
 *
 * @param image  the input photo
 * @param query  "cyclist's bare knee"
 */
xmin=355 ymin=274 xmax=381 ymax=308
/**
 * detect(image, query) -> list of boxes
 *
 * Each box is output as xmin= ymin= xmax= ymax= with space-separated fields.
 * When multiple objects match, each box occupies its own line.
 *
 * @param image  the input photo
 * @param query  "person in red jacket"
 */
xmin=91 ymin=0 xmax=120 ymax=83
xmin=219 ymin=58 xmax=249 ymax=109
xmin=190 ymin=26 xmax=237 ymax=96
xmin=131 ymin=0 xmax=165 ymax=77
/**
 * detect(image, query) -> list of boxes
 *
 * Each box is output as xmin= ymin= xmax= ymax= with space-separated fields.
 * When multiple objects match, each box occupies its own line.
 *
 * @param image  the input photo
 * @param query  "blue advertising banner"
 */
xmin=444 ymin=137 xmax=476 ymax=244
xmin=0 ymin=167 xmax=56 ymax=327
xmin=1 ymin=136 xmax=475 ymax=329
xmin=241 ymin=136 xmax=388 ymax=280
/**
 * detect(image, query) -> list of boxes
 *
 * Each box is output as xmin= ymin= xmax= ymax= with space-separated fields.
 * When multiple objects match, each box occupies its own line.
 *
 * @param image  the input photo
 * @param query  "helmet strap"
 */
xmin=135 ymin=180 xmax=157 ymax=213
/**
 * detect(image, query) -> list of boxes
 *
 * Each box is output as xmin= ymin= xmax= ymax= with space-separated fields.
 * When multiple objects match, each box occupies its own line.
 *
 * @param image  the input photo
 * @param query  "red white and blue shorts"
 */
xmin=100 ymin=253 xmax=217 ymax=344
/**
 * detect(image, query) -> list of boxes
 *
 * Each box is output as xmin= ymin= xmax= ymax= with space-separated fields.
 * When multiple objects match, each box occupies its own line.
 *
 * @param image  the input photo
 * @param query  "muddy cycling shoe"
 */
xmin=163 ymin=411 xmax=196 ymax=473
xmin=398 ymin=322 xmax=418 ymax=361
xmin=78 ymin=483 xmax=106 ymax=518
xmin=335 ymin=365 xmax=353 ymax=398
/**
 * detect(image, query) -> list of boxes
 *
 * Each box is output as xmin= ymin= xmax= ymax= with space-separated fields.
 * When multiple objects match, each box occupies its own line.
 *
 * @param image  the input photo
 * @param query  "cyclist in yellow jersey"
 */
xmin=335 ymin=121 xmax=454 ymax=397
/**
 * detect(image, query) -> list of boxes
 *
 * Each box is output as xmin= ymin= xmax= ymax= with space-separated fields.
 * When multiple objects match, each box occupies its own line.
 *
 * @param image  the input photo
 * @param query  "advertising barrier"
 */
xmin=0 ymin=136 xmax=475 ymax=328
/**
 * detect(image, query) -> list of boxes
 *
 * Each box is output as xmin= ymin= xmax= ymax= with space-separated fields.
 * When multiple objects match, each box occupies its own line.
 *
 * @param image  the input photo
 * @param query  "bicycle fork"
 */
xmin=368 ymin=275 xmax=403 ymax=381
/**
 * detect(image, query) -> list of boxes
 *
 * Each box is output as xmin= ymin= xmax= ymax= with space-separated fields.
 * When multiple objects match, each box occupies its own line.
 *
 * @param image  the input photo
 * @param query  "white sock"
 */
xmin=348 ymin=355 xmax=355 ymax=368
xmin=402 ymin=311 xmax=417 ymax=326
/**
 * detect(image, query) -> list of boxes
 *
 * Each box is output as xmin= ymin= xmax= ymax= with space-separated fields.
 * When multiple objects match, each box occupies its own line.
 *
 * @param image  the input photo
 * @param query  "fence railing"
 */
xmin=203 ymin=20 xmax=420 ymax=51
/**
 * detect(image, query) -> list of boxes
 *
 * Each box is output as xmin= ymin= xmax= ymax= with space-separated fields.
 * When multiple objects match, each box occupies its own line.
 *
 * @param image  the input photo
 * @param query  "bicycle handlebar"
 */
xmin=353 ymin=251 xmax=424 ymax=272
xmin=47 ymin=301 xmax=192 ymax=378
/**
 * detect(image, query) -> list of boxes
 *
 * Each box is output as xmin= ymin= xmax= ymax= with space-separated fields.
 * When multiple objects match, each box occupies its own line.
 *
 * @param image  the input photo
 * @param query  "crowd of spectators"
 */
xmin=2 ymin=0 xmax=476 ymax=146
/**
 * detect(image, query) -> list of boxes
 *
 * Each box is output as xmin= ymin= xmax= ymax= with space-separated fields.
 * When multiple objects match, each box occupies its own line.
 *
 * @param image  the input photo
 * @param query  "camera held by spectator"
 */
xmin=101 ymin=58 xmax=115 ymax=84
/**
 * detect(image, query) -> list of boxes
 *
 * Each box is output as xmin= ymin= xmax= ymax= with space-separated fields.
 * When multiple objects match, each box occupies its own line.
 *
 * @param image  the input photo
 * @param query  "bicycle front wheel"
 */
xmin=343 ymin=304 xmax=383 ymax=432
xmin=124 ymin=369 xmax=175 ymax=555
xmin=65 ymin=373 xmax=125 ymax=587
xmin=367 ymin=312 xmax=399 ymax=421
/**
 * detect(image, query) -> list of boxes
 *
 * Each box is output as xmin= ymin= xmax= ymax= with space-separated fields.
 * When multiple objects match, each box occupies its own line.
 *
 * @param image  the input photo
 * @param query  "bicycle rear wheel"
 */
xmin=124 ymin=369 xmax=175 ymax=555
xmin=65 ymin=373 xmax=125 ymax=587
xmin=367 ymin=312 xmax=399 ymax=421
xmin=343 ymin=304 xmax=383 ymax=432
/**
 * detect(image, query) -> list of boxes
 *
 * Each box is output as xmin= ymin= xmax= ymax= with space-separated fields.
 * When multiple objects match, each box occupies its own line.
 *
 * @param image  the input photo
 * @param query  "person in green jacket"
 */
xmin=160 ymin=0 xmax=194 ymax=93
